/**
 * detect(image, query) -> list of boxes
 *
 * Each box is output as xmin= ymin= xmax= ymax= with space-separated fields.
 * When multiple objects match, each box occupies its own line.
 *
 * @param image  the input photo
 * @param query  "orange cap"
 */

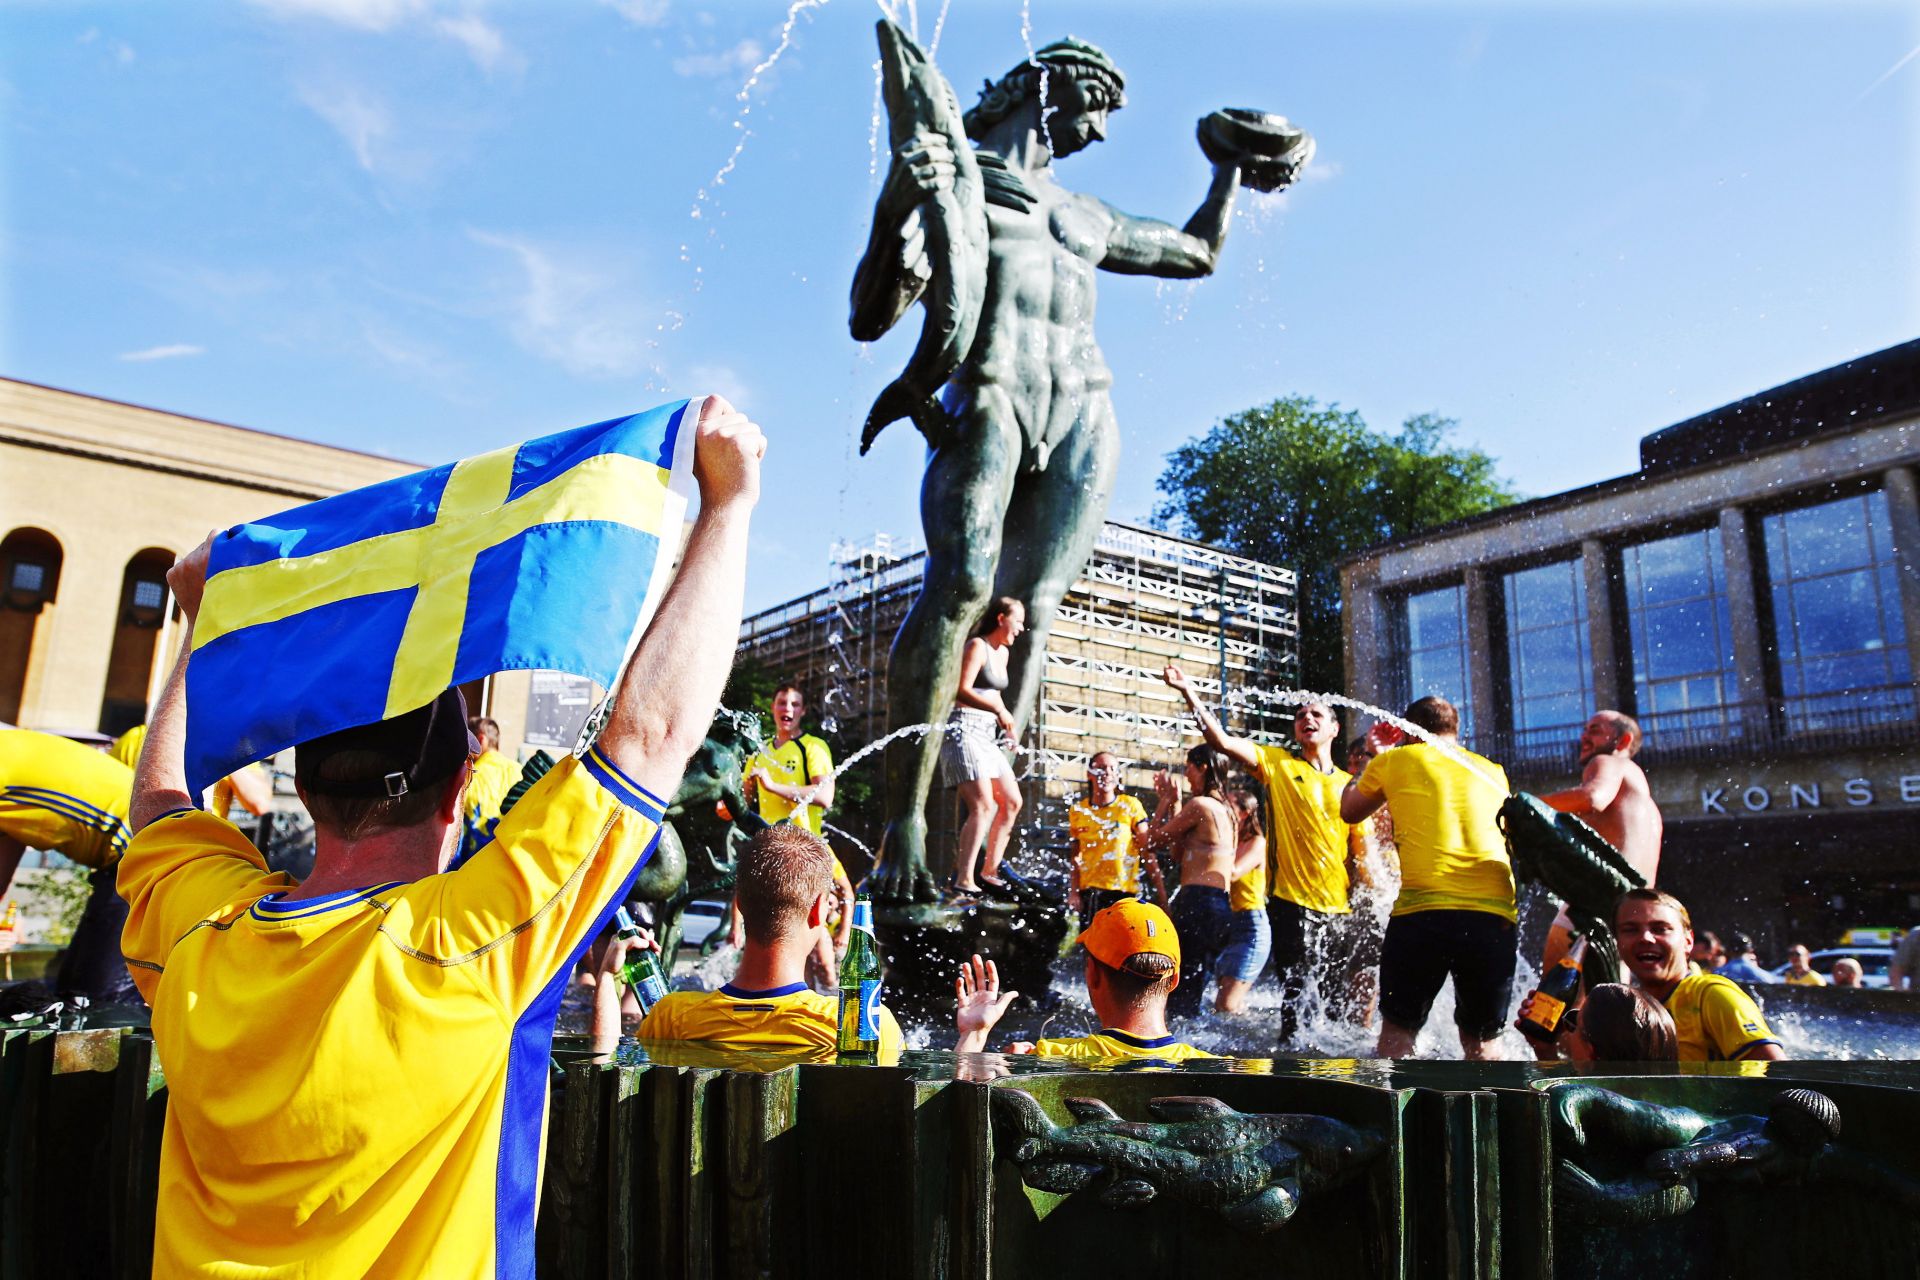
xmin=1077 ymin=897 xmax=1181 ymax=971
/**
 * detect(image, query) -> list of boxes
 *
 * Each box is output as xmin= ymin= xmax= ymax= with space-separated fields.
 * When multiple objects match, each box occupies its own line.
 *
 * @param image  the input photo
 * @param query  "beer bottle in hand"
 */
xmin=1516 ymin=934 xmax=1588 ymax=1041
xmin=836 ymin=894 xmax=882 ymax=1062
xmin=613 ymin=906 xmax=668 ymax=1019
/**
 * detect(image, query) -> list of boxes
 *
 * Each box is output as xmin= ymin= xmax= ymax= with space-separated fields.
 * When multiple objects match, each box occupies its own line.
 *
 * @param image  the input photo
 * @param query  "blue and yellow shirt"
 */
xmin=1031 ymin=1030 xmax=1217 ymax=1064
xmin=638 ymin=981 xmax=904 ymax=1063
xmin=1662 ymin=972 xmax=1782 ymax=1062
xmin=745 ymin=734 xmax=833 ymax=834
xmin=118 ymin=749 xmax=664 ymax=1279
xmin=465 ymin=748 xmax=520 ymax=827
xmin=0 ymin=729 xmax=132 ymax=868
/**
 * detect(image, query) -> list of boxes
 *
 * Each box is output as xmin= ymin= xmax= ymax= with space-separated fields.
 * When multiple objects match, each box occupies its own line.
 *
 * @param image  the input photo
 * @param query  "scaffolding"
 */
xmin=734 ymin=520 xmax=1299 ymax=859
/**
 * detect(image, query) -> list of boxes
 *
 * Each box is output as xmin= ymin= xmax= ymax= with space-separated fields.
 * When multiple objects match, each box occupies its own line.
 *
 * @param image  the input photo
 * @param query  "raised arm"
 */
xmin=1161 ymin=665 xmax=1262 ymax=774
xmin=133 ymin=537 xmax=216 ymax=831
xmin=1544 ymin=755 xmax=1626 ymax=816
xmin=1341 ymin=781 xmax=1386 ymax=825
xmin=596 ymin=399 xmax=765 ymax=799
xmin=1093 ymin=162 xmax=1240 ymax=279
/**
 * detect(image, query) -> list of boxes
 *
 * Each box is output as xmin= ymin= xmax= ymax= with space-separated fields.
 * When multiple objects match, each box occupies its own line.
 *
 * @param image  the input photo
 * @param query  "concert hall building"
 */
xmin=1340 ymin=339 xmax=1920 ymax=951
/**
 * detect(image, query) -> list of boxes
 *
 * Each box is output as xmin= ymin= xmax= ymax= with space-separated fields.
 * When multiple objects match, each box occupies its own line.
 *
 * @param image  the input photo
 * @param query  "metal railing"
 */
xmin=1482 ymin=684 xmax=1919 ymax=778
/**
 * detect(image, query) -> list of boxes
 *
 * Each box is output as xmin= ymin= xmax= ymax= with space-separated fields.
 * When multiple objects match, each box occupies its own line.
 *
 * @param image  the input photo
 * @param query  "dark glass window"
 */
xmin=1502 ymin=560 xmax=1590 ymax=742
xmin=1763 ymin=490 xmax=1911 ymax=726
xmin=1621 ymin=527 xmax=1736 ymax=731
xmin=1392 ymin=584 xmax=1474 ymax=740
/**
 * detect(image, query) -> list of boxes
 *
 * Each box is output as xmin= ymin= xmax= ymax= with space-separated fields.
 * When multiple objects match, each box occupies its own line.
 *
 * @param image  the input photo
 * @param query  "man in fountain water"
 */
xmin=1162 ymin=665 xmax=1360 ymax=1047
xmin=118 ymin=397 xmax=765 ymax=1277
xmin=1614 ymin=888 xmax=1784 ymax=1062
xmin=740 ymin=682 xmax=852 ymax=985
xmin=1340 ymin=696 xmax=1518 ymax=1061
xmin=1535 ymin=710 xmax=1664 ymax=977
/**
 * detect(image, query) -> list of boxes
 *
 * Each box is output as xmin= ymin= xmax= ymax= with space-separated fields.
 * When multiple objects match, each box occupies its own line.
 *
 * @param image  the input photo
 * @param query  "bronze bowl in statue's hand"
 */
xmin=1196 ymin=108 xmax=1315 ymax=192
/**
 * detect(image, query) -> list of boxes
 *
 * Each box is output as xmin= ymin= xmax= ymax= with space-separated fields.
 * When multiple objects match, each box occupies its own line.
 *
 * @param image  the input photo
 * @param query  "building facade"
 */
xmin=0 ymin=378 xmax=550 ymax=753
xmin=1341 ymin=340 xmax=1920 ymax=951
xmin=736 ymin=522 xmax=1299 ymax=864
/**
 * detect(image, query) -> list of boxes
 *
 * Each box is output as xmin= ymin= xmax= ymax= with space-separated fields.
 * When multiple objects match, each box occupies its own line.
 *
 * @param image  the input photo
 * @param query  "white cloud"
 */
xmin=434 ymin=14 xmax=520 ymax=75
xmin=119 ymin=343 xmax=205 ymax=362
xmin=673 ymin=39 xmax=764 ymax=79
xmin=112 ymin=41 xmax=136 ymax=65
xmin=298 ymin=81 xmax=390 ymax=172
xmin=602 ymin=0 xmax=670 ymax=27
xmin=468 ymin=230 xmax=655 ymax=378
xmin=244 ymin=0 xmax=425 ymax=31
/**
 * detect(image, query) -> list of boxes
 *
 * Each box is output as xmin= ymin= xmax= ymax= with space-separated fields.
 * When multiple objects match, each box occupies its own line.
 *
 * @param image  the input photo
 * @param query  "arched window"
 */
xmin=0 ymin=528 xmax=64 ymax=724
xmin=98 ymin=548 xmax=176 ymax=736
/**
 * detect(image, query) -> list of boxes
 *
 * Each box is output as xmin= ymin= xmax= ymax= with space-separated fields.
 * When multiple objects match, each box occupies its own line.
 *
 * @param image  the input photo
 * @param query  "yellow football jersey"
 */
xmin=118 ymin=749 xmax=663 ymax=1279
xmin=745 ymin=735 xmax=833 ymax=834
xmin=1353 ymin=743 xmax=1516 ymax=922
xmin=1031 ymin=1031 xmax=1217 ymax=1064
xmin=1662 ymin=972 xmax=1782 ymax=1062
xmin=1068 ymin=794 xmax=1148 ymax=893
xmin=0 ymin=729 xmax=132 ymax=868
xmin=1256 ymin=745 xmax=1352 ymax=916
xmin=465 ymin=748 xmax=520 ymax=825
xmin=637 ymin=982 xmax=904 ymax=1063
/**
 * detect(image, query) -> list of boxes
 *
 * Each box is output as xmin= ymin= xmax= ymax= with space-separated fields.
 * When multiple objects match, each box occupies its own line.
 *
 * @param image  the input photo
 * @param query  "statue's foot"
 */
xmin=872 ymin=817 xmax=940 ymax=903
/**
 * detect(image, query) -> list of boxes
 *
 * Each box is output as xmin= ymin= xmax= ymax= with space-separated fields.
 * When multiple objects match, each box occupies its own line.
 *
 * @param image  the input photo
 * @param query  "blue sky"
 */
xmin=5 ymin=1 xmax=1917 ymax=613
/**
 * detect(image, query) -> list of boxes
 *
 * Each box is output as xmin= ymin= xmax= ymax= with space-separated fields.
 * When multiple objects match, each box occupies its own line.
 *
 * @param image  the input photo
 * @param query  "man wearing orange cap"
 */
xmin=954 ymin=898 xmax=1216 ymax=1063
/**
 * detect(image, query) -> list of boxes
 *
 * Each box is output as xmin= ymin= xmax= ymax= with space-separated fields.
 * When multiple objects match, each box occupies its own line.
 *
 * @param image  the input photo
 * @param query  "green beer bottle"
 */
xmin=836 ymin=894 xmax=883 ymax=1061
xmin=614 ymin=906 xmax=668 ymax=1018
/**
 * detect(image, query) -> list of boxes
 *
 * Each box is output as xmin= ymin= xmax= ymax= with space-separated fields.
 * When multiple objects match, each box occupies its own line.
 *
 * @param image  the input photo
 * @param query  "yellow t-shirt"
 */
xmin=638 ymin=982 xmax=903 ymax=1063
xmin=1256 ymin=744 xmax=1352 ymax=916
xmin=117 ymin=749 xmax=664 ymax=1279
xmin=746 ymin=735 xmax=833 ymax=834
xmin=1068 ymin=794 xmax=1149 ymax=893
xmin=465 ymin=749 xmax=520 ymax=826
xmin=1784 ymin=970 xmax=1826 ymax=987
xmin=1353 ymin=743 xmax=1516 ymax=922
xmin=0 ymin=729 xmax=133 ymax=868
xmin=1031 ymin=1031 xmax=1217 ymax=1063
xmin=1229 ymin=843 xmax=1268 ymax=913
xmin=1662 ymin=972 xmax=1781 ymax=1062
xmin=109 ymin=724 xmax=146 ymax=768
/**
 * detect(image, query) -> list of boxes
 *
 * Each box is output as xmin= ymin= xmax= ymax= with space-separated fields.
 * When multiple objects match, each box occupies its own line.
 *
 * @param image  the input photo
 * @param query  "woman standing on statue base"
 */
xmin=942 ymin=598 xmax=1026 ymax=896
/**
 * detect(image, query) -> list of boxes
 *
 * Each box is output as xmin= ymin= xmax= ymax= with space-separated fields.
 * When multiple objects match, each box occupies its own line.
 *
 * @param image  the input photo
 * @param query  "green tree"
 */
xmin=1153 ymin=396 xmax=1519 ymax=697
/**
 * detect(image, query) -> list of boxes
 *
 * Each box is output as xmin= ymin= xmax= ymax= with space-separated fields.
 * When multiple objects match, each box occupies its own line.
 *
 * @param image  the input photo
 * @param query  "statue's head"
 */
xmin=964 ymin=36 xmax=1125 ymax=158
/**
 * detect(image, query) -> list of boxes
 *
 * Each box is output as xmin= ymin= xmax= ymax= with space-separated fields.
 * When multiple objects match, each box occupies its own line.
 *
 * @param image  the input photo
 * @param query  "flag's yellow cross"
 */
xmin=194 ymin=447 xmax=670 ymax=719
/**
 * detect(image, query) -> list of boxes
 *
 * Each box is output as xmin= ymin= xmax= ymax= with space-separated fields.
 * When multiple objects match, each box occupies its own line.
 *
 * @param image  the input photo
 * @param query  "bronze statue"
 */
xmin=852 ymin=21 xmax=1312 ymax=900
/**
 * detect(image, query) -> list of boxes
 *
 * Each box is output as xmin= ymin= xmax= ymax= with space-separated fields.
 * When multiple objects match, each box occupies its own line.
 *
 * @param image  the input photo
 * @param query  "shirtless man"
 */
xmin=851 ymin=36 xmax=1251 ymax=900
xmin=1538 ymin=710 xmax=1664 ymax=976
xmin=1139 ymin=744 xmax=1237 ymax=1018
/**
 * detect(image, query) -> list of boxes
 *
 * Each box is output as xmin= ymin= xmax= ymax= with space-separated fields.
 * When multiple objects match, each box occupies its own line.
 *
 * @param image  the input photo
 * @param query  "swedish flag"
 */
xmin=183 ymin=400 xmax=699 ymax=796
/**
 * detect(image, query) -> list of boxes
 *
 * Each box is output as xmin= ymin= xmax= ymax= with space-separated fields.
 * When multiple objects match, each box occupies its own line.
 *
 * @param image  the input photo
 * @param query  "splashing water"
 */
xmin=794 ymin=719 xmax=959 ymax=809
xmin=822 ymin=821 xmax=874 ymax=860
xmin=712 ymin=705 xmax=768 ymax=752
xmin=1018 ymin=0 xmax=1054 ymax=152
xmin=686 ymin=0 xmax=831 ymax=273
xmin=1225 ymin=686 xmax=1510 ymax=795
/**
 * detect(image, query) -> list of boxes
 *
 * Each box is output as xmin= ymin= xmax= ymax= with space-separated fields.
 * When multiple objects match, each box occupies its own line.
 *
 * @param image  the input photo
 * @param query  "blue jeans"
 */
xmin=1167 ymin=885 xmax=1233 ymax=1018
xmin=1218 ymin=907 xmax=1273 ymax=984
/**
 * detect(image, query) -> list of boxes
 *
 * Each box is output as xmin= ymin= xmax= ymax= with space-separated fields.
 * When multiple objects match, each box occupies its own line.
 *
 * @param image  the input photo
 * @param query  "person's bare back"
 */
xmin=1175 ymin=795 xmax=1237 ymax=891
xmin=1582 ymin=753 xmax=1662 ymax=885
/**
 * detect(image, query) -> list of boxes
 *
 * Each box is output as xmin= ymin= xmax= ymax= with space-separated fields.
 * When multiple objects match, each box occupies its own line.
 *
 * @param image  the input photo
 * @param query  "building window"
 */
xmin=1502 ymin=559 xmax=1591 ymax=748
xmin=1391 ymin=583 xmax=1474 ymax=740
xmin=1621 ymin=527 xmax=1736 ymax=730
xmin=1763 ymin=489 xmax=1912 ymax=727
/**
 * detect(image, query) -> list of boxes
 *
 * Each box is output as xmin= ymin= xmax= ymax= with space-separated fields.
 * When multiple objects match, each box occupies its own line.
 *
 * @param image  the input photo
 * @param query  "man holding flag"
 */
xmin=119 ymin=395 xmax=763 ymax=1278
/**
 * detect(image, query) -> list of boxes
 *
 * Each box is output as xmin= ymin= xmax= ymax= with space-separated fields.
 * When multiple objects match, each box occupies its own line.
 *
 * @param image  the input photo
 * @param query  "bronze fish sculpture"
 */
xmin=992 ymin=1090 xmax=1384 ymax=1232
xmin=849 ymin=19 xmax=987 ymax=454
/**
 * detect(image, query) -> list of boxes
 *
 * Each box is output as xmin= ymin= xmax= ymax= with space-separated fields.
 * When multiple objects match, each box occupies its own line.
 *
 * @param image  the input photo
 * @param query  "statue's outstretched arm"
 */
xmin=1093 ymin=162 xmax=1240 ymax=279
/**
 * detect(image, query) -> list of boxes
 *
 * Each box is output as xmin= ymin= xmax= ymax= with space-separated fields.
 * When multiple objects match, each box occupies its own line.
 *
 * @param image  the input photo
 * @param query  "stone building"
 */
xmin=0 ymin=378 xmax=547 ymax=752
xmin=1340 ymin=339 xmax=1920 ymax=951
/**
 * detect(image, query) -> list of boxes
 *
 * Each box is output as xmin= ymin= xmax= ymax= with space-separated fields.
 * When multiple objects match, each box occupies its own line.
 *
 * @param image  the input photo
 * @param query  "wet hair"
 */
xmin=975 ymin=595 xmax=1024 ymax=638
xmin=1595 ymin=710 xmax=1641 ymax=755
xmin=1403 ymin=696 xmax=1459 ymax=737
xmin=301 ymin=747 xmax=463 ymax=841
xmin=468 ymin=716 xmax=501 ymax=751
xmin=1617 ymin=887 xmax=1693 ymax=933
xmin=1228 ymin=788 xmax=1262 ymax=837
xmin=734 ymin=825 xmax=833 ymax=943
xmin=1185 ymin=743 xmax=1227 ymax=799
xmin=772 ymin=682 xmax=805 ymax=704
xmin=1578 ymin=984 xmax=1678 ymax=1062
xmin=963 ymin=37 xmax=1126 ymax=141
xmin=1090 ymin=951 xmax=1176 ymax=1004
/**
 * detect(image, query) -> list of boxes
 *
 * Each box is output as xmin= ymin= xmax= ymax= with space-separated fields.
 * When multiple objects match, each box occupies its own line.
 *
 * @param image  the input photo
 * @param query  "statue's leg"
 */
xmin=875 ymin=391 xmax=1022 ymax=901
xmin=991 ymin=395 xmax=1121 ymax=732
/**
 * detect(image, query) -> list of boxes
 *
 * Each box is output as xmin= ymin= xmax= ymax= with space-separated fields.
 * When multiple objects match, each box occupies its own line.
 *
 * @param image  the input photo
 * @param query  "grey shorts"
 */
xmin=941 ymin=708 xmax=1013 ymax=786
